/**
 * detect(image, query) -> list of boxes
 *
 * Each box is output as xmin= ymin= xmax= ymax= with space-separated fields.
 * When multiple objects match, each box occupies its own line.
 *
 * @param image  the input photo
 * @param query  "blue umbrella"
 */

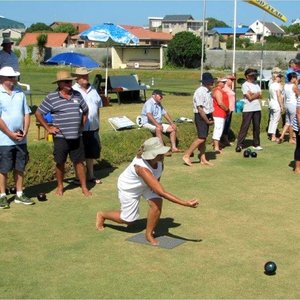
xmin=45 ymin=52 xmax=100 ymax=68
xmin=80 ymin=23 xmax=139 ymax=96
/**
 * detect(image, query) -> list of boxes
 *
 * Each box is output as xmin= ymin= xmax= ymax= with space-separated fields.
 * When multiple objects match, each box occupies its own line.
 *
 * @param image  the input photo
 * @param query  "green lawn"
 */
xmin=1 ymin=65 xmax=299 ymax=298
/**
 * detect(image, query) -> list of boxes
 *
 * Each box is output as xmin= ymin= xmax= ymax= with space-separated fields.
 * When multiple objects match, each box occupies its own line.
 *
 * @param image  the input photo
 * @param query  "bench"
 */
xmin=126 ymin=60 xmax=160 ymax=70
xmin=107 ymin=75 xmax=149 ymax=104
xmin=36 ymin=121 xmax=53 ymax=140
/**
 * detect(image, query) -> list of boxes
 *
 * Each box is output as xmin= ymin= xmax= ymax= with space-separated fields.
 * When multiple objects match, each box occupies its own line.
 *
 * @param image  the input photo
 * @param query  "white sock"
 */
xmin=16 ymin=191 xmax=23 ymax=197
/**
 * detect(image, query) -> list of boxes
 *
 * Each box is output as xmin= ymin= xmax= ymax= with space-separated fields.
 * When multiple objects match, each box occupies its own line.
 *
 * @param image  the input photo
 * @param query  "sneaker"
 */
xmin=0 ymin=196 xmax=10 ymax=209
xmin=252 ymin=146 xmax=263 ymax=151
xmin=14 ymin=194 xmax=35 ymax=205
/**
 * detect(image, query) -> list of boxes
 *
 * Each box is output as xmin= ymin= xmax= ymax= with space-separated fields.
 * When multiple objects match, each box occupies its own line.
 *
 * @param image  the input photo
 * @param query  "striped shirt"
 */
xmin=37 ymin=90 xmax=88 ymax=139
xmin=292 ymin=96 xmax=300 ymax=132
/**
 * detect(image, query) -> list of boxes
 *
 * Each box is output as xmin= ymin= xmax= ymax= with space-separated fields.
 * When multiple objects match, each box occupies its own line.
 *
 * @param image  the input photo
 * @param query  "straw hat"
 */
xmin=0 ymin=66 xmax=20 ymax=77
xmin=141 ymin=137 xmax=170 ymax=160
xmin=71 ymin=67 xmax=92 ymax=76
xmin=52 ymin=70 xmax=76 ymax=83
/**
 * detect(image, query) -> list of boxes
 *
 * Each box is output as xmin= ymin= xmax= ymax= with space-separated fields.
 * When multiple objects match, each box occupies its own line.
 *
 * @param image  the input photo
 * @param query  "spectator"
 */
xmin=221 ymin=75 xmax=236 ymax=147
xmin=291 ymin=87 xmax=300 ymax=173
xmin=211 ymin=77 xmax=229 ymax=153
xmin=96 ymin=137 xmax=199 ymax=246
xmin=285 ymin=58 xmax=300 ymax=88
xmin=0 ymin=67 xmax=34 ymax=209
xmin=278 ymin=72 xmax=300 ymax=144
xmin=0 ymin=38 xmax=19 ymax=72
xmin=182 ymin=72 xmax=215 ymax=166
xmin=268 ymin=68 xmax=284 ymax=142
xmin=235 ymin=68 xmax=262 ymax=152
xmin=72 ymin=67 xmax=103 ymax=184
xmin=140 ymin=90 xmax=180 ymax=153
xmin=35 ymin=70 xmax=91 ymax=197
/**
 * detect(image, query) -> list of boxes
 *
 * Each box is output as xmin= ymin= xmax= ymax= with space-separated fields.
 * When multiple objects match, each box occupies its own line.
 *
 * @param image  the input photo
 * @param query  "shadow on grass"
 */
xmin=288 ymin=160 xmax=295 ymax=170
xmin=105 ymin=217 xmax=202 ymax=243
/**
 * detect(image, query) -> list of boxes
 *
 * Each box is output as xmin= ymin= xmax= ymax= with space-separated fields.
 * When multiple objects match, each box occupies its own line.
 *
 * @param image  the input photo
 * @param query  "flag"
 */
xmin=243 ymin=0 xmax=287 ymax=22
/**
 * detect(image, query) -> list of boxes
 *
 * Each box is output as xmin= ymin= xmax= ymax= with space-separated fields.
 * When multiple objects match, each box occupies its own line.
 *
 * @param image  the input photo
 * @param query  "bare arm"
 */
xmin=293 ymin=84 xmax=300 ymax=97
xmin=212 ymin=89 xmax=229 ymax=112
xmin=0 ymin=117 xmax=22 ymax=141
xmin=197 ymin=106 xmax=214 ymax=125
xmin=163 ymin=112 xmax=177 ymax=130
xmin=135 ymin=166 xmax=199 ymax=207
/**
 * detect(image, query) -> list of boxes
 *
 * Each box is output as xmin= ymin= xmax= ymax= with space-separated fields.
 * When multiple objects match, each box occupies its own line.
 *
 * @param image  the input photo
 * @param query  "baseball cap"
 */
xmin=152 ymin=89 xmax=165 ymax=97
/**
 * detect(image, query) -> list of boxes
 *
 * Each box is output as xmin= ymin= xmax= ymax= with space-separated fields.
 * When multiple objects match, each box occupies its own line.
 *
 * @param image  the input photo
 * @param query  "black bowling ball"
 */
xmin=37 ymin=192 xmax=47 ymax=201
xmin=251 ymin=151 xmax=257 ymax=158
xmin=264 ymin=261 xmax=277 ymax=275
xmin=10 ymin=187 xmax=16 ymax=194
xmin=243 ymin=150 xmax=250 ymax=158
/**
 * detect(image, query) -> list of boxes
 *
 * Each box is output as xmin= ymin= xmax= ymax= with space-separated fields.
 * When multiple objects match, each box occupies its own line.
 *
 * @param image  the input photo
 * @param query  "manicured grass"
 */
xmin=2 ymin=65 xmax=298 ymax=298
xmin=0 ymin=135 xmax=299 ymax=298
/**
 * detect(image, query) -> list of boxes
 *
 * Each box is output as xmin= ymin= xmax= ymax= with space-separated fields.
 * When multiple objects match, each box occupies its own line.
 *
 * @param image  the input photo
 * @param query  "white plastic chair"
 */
xmin=18 ymin=82 xmax=32 ymax=107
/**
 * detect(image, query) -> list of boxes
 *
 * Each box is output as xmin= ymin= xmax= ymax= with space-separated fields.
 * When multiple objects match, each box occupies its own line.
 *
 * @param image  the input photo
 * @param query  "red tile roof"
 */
xmin=121 ymin=25 xmax=172 ymax=41
xmin=19 ymin=33 xmax=69 ymax=47
xmin=50 ymin=22 xmax=90 ymax=33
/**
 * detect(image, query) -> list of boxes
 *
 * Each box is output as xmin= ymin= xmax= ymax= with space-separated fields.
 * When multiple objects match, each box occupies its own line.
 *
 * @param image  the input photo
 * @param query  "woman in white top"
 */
xmin=278 ymin=72 xmax=300 ymax=143
xmin=96 ymin=137 xmax=199 ymax=246
xmin=268 ymin=70 xmax=284 ymax=142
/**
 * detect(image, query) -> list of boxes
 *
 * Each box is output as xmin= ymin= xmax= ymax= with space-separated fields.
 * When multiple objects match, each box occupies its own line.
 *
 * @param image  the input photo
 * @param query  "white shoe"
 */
xmin=252 ymin=146 xmax=263 ymax=151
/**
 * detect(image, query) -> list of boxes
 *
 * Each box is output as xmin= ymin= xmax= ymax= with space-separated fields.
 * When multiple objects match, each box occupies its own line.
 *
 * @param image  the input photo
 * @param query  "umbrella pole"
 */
xmin=105 ymin=47 xmax=109 ymax=97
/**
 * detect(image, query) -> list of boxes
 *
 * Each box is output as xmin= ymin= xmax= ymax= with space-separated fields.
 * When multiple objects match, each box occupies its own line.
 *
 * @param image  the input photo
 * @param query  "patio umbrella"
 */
xmin=45 ymin=52 xmax=100 ymax=68
xmin=80 ymin=23 xmax=139 ymax=97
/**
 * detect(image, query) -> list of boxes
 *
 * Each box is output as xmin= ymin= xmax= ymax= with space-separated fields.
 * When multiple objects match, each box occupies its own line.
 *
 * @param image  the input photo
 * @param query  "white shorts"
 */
xmin=212 ymin=117 xmax=226 ymax=141
xmin=119 ymin=189 xmax=162 ymax=222
xmin=142 ymin=123 xmax=170 ymax=133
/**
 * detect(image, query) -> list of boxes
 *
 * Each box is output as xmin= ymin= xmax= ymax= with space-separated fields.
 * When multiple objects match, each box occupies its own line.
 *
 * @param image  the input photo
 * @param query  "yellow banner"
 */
xmin=244 ymin=0 xmax=287 ymax=22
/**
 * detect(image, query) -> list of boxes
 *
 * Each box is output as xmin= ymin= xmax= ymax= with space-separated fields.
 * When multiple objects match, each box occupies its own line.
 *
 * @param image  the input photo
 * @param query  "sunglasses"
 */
xmin=61 ymin=80 xmax=73 ymax=83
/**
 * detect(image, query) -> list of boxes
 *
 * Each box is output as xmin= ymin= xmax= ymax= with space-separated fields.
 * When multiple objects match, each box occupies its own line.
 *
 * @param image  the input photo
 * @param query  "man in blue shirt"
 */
xmin=0 ymin=67 xmax=34 ymax=209
xmin=141 ymin=90 xmax=180 ymax=152
xmin=285 ymin=58 xmax=300 ymax=88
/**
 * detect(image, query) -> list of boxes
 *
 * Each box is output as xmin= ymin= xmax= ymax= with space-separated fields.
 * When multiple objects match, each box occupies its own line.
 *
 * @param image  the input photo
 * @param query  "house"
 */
xmin=161 ymin=15 xmax=207 ymax=36
xmin=292 ymin=18 xmax=300 ymax=25
xmin=0 ymin=16 xmax=25 ymax=42
xmin=212 ymin=27 xmax=254 ymax=40
xmin=121 ymin=25 xmax=172 ymax=46
xmin=148 ymin=17 xmax=163 ymax=32
xmin=49 ymin=21 xmax=90 ymax=34
xmin=19 ymin=32 xmax=70 ymax=47
xmin=249 ymin=20 xmax=285 ymax=43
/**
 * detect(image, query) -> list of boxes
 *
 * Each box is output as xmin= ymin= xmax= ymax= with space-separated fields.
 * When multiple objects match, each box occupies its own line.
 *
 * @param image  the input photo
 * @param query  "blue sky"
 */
xmin=0 ymin=0 xmax=298 ymax=28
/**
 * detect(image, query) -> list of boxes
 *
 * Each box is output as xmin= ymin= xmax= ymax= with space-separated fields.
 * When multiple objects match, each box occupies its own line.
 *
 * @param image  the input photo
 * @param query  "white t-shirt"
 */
xmin=117 ymin=157 xmax=163 ymax=199
xmin=283 ymin=83 xmax=297 ymax=106
xmin=268 ymin=82 xmax=282 ymax=110
xmin=193 ymin=85 xmax=213 ymax=114
xmin=242 ymin=81 xmax=262 ymax=112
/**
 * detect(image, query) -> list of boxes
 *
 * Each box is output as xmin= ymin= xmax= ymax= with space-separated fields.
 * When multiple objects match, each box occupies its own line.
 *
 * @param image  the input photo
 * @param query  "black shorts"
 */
xmin=53 ymin=137 xmax=85 ymax=165
xmin=195 ymin=113 xmax=212 ymax=139
xmin=0 ymin=144 xmax=29 ymax=173
xmin=82 ymin=130 xmax=101 ymax=159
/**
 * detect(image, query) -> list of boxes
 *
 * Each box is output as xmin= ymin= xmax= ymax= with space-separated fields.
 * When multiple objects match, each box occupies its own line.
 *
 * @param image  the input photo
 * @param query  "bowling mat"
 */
xmin=126 ymin=233 xmax=186 ymax=249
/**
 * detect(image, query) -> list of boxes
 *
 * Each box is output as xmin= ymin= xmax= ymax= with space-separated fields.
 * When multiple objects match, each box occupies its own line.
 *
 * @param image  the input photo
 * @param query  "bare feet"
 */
xmin=55 ymin=187 xmax=64 ymax=196
xmin=294 ymin=169 xmax=300 ymax=174
xmin=82 ymin=188 xmax=92 ymax=197
xmin=172 ymin=148 xmax=183 ymax=153
xmin=146 ymin=234 xmax=159 ymax=246
xmin=182 ymin=155 xmax=192 ymax=166
xmin=289 ymin=139 xmax=296 ymax=144
xmin=96 ymin=212 xmax=105 ymax=231
xmin=277 ymin=137 xmax=283 ymax=144
xmin=198 ymin=155 xmax=213 ymax=166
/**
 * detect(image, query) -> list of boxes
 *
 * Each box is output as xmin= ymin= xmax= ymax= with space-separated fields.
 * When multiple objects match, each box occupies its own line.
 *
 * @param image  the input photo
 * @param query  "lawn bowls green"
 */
xmin=264 ymin=261 xmax=277 ymax=275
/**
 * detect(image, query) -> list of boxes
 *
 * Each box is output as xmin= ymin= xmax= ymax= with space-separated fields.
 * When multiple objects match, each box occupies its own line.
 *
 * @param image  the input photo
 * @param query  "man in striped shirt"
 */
xmin=35 ymin=70 xmax=91 ymax=196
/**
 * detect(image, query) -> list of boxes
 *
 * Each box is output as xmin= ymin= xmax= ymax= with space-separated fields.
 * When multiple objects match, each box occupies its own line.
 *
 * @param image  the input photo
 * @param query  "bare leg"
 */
xmin=14 ymin=170 xmax=24 ymax=193
xmin=86 ymin=159 xmax=95 ymax=180
xmin=74 ymin=161 xmax=92 ymax=196
xmin=146 ymin=198 xmax=162 ymax=246
xmin=0 ymin=172 xmax=7 ymax=194
xmin=213 ymin=139 xmax=222 ymax=153
xmin=289 ymin=126 xmax=296 ymax=143
xmin=198 ymin=142 xmax=213 ymax=166
xmin=55 ymin=163 xmax=65 ymax=196
xmin=278 ymin=124 xmax=289 ymax=143
xmin=155 ymin=127 xmax=164 ymax=144
xmin=294 ymin=161 xmax=300 ymax=174
xmin=169 ymin=130 xmax=179 ymax=151
xmin=96 ymin=210 xmax=130 ymax=231
xmin=182 ymin=138 xmax=203 ymax=166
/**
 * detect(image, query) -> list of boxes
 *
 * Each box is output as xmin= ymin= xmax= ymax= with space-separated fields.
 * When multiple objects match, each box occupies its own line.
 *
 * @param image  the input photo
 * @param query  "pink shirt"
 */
xmin=223 ymin=85 xmax=235 ymax=112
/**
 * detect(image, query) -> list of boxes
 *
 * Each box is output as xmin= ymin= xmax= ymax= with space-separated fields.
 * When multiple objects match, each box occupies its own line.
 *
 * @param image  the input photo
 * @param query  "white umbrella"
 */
xmin=80 ymin=23 xmax=139 ymax=97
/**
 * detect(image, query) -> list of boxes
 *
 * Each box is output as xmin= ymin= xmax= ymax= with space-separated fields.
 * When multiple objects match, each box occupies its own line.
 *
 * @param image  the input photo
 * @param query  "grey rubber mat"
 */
xmin=126 ymin=233 xmax=186 ymax=249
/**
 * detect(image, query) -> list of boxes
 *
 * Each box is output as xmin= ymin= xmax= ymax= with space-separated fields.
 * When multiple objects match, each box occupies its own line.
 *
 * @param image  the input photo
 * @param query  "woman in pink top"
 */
xmin=221 ymin=75 xmax=236 ymax=146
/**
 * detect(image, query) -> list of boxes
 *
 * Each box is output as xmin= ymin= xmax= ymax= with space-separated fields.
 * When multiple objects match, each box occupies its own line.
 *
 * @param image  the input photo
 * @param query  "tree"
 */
xmin=206 ymin=17 xmax=230 ymax=30
xmin=167 ymin=31 xmax=203 ymax=68
xmin=26 ymin=23 xmax=53 ymax=32
xmin=37 ymin=34 xmax=48 ymax=61
xmin=53 ymin=23 xmax=78 ymax=35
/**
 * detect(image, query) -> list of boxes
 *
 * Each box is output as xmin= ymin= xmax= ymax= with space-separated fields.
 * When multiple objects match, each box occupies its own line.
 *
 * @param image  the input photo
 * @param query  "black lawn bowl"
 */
xmin=251 ymin=151 xmax=257 ymax=158
xmin=5 ymin=188 xmax=10 ymax=195
xmin=264 ymin=261 xmax=277 ymax=276
xmin=37 ymin=192 xmax=47 ymax=201
xmin=10 ymin=187 xmax=16 ymax=194
xmin=243 ymin=150 xmax=250 ymax=158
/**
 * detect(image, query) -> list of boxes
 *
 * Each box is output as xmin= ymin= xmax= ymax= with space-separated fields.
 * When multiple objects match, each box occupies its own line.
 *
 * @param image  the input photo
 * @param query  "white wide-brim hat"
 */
xmin=141 ymin=137 xmax=170 ymax=160
xmin=0 ymin=66 xmax=20 ymax=77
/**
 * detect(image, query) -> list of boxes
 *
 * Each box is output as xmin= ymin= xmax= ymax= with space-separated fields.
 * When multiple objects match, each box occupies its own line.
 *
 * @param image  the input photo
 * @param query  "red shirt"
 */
xmin=213 ymin=88 xmax=229 ymax=118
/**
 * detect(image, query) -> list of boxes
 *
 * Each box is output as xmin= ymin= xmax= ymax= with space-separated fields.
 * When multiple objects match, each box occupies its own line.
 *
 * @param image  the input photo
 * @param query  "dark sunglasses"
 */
xmin=61 ymin=80 xmax=73 ymax=83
